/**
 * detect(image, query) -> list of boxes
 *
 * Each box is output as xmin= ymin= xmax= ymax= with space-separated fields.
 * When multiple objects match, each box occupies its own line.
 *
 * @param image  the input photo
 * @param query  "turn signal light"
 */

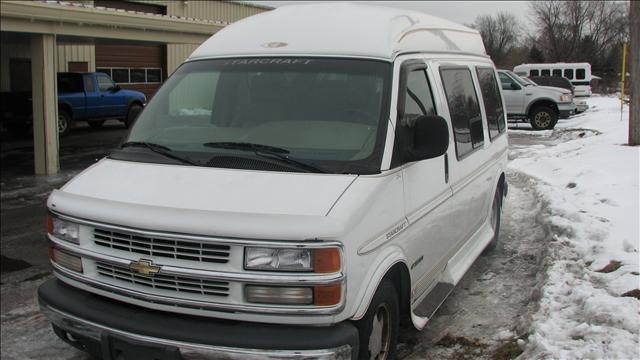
xmin=313 ymin=248 xmax=341 ymax=273
xmin=314 ymin=284 xmax=342 ymax=306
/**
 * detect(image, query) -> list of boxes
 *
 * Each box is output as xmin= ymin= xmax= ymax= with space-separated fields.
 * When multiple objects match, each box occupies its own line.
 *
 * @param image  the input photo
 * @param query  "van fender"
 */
xmin=350 ymin=245 xmax=409 ymax=320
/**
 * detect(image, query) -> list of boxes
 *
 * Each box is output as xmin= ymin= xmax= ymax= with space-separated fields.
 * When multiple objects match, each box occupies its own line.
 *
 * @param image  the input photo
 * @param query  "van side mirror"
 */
xmin=510 ymin=82 xmax=521 ymax=90
xmin=406 ymin=115 xmax=449 ymax=162
xmin=110 ymin=84 xmax=121 ymax=92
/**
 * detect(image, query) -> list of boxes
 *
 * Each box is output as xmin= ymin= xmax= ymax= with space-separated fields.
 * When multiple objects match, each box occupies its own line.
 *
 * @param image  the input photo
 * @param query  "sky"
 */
xmin=246 ymin=1 xmax=533 ymax=30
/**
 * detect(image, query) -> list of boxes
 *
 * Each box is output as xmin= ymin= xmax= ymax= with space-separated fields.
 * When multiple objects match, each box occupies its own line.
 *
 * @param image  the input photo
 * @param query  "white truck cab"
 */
xmin=39 ymin=4 xmax=508 ymax=359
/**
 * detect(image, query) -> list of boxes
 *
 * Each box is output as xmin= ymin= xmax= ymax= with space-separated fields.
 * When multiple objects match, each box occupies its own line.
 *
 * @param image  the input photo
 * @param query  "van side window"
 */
xmin=530 ymin=69 xmax=539 ymax=77
xmin=403 ymin=70 xmax=436 ymax=122
xmin=476 ymin=68 xmax=505 ymax=140
xmin=541 ymin=69 xmax=550 ymax=76
xmin=576 ymin=69 xmax=585 ymax=80
xmin=392 ymin=68 xmax=437 ymax=166
xmin=440 ymin=68 xmax=483 ymax=158
xmin=564 ymin=69 xmax=574 ymax=79
xmin=552 ymin=69 xmax=562 ymax=77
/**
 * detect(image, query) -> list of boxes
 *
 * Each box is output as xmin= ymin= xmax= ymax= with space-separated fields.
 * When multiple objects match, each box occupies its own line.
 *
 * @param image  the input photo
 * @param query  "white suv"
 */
xmin=498 ymin=70 xmax=576 ymax=130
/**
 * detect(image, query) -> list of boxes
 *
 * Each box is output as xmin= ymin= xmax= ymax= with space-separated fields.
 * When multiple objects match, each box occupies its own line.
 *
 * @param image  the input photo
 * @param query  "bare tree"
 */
xmin=472 ymin=12 xmax=521 ymax=66
xmin=529 ymin=1 xmax=628 ymax=66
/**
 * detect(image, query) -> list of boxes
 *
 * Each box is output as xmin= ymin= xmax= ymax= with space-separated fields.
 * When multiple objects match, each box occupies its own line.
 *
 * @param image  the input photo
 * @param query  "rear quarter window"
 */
xmin=476 ymin=67 xmax=505 ymax=140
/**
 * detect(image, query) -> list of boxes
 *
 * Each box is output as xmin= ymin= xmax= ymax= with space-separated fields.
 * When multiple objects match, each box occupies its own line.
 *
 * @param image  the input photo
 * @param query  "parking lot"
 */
xmin=1 ymin=124 xmax=552 ymax=360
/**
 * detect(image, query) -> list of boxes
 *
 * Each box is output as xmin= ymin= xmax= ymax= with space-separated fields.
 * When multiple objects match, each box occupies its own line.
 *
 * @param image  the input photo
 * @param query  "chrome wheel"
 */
xmin=533 ymin=111 xmax=551 ymax=128
xmin=368 ymin=303 xmax=391 ymax=360
xmin=58 ymin=114 xmax=68 ymax=134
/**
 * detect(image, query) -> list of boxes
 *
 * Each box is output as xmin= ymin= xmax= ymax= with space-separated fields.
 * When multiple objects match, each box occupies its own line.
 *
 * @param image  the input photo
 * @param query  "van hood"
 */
xmin=48 ymin=159 xmax=356 ymax=240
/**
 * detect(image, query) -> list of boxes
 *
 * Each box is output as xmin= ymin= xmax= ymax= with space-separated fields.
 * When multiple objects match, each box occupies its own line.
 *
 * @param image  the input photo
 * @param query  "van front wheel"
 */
xmin=355 ymin=279 xmax=399 ymax=360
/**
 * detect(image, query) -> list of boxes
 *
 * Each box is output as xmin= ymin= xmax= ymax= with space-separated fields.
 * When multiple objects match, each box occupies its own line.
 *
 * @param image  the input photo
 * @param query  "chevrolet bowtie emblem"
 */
xmin=129 ymin=259 xmax=161 ymax=276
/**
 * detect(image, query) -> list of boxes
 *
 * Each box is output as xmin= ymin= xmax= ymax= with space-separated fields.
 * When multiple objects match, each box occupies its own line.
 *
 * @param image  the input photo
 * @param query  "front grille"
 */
xmin=93 ymin=228 xmax=230 ymax=264
xmin=96 ymin=262 xmax=229 ymax=297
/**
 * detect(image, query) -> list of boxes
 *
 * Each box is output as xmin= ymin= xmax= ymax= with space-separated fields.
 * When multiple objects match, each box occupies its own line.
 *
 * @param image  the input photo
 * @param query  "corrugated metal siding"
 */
xmin=133 ymin=1 xmax=267 ymax=23
xmin=56 ymin=44 xmax=95 ymax=72
xmin=0 ymin=43 xmax=31 ymax=92
xmin=167 ymin=43 xmax=199 ymax=75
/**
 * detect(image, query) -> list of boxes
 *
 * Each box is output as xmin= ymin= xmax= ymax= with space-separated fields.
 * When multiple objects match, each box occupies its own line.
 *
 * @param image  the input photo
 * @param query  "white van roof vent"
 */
xmin=188 ymin=3 xmax=487 ymax=61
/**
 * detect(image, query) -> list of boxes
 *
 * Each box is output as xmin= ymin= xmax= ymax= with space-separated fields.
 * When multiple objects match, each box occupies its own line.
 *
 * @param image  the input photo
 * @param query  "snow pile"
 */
xmin=509 ymin=96 xmax=640 ymax=358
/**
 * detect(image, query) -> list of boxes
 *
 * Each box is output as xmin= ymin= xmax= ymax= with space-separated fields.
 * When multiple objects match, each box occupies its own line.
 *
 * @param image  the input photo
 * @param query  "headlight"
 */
xmin=48 ymin=214 xmax=79 ymax=244
xmin=245 ymin=247 xmax=340 ymax=273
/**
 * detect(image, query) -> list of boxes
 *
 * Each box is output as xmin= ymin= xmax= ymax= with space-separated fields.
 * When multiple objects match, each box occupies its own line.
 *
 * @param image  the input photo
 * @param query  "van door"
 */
xmin=498 ymin=72 xmax=524 ymax=114
xmin=432 ymin=63 xmax=496 ymax=261
xmin=392 ymin=59 xmax=453 ymax=298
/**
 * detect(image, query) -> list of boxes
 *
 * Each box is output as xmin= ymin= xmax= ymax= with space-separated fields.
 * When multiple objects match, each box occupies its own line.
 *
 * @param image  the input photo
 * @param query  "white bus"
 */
xmin=513 ymin=62 xmax=592 ymax=97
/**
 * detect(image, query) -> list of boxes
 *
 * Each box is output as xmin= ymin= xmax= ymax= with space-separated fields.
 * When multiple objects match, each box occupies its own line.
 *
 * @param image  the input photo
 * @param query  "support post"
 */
xmin=31 ymin=34 xmax=59 ymax=175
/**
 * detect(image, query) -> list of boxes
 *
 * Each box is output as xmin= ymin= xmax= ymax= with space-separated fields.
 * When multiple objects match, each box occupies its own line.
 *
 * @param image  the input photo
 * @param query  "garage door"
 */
xmin=94 ymin=0 xmax=166 ymax=99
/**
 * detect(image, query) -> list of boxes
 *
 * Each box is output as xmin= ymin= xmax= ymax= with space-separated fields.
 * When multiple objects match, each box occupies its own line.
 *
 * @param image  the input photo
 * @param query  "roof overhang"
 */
xmin=0 ymin=1 xmax=222 ymax=44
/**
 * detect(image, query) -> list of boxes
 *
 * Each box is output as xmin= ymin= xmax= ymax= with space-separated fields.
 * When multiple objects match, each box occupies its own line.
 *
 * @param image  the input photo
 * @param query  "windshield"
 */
xmin=116 ymin=58 xmax=391 ymax=174
xmin=508 ymin=71 xmax=532 ymax=86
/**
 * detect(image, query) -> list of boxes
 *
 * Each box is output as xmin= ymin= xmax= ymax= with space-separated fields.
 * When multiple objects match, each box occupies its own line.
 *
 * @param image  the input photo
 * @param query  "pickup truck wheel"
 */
xmin=88 ymin=120 xmax=105 ymax=128
xmin=529 ymin=106 xmax=557 ymax=130
xmin=483 ymin=187 xmax=502 ymax=254
xmin=58 ymin=110 xmax=71 ymax=136
xmin=355 ymin=279 xmax=399 ymax=360
xmin=125 ymin=104 xmax=143 ymax=128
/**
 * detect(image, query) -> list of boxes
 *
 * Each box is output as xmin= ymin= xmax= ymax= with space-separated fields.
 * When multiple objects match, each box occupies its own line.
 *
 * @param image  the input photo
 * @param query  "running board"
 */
xmin=410 ymin=282 xmax=455 ymax=330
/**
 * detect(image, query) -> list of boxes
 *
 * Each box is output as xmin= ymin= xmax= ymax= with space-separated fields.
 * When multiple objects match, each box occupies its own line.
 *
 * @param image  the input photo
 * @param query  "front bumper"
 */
xmin=39 ymin=279 xmax=358 ymax=360
xmin=558 ymin=102 xmax=576 ymax=119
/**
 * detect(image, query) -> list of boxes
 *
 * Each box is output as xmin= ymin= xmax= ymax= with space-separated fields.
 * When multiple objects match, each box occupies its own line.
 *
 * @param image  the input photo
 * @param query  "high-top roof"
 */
xmin=188 ymin=2 xmax=486 ymax=61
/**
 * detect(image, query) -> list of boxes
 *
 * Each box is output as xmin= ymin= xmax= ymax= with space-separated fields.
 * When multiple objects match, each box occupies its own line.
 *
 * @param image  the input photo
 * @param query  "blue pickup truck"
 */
xmin=57 ymin=72 xmax=146 ymax=135
xmin=1 ymin=72 xmax=146 ymax=136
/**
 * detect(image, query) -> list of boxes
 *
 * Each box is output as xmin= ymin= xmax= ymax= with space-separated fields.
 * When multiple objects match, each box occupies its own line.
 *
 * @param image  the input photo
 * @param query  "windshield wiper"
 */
xmin=203 ymin=142 xmax=326 ymax=173
xmin=120 ymin=141 xmax=199 ymax=166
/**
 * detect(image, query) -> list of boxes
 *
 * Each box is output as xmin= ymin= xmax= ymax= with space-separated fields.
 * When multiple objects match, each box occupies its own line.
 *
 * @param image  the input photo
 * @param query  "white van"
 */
xmin=513 ymin=62 xmax=592 ymax=97
xmin=39 ymin=4 xmax=508 ymax=359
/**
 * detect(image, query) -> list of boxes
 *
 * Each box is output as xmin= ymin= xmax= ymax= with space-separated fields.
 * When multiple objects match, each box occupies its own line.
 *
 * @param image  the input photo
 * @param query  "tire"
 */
xmin=125 ymin=104 xmax=143 ymax=129
xmin=483 ymin=187 xmax=502 ymax=253
xmin=58 ymin=109 xmax=72 ymax=136
xmin=529 ymin=106 xmax=558 ymax=130
xmin=354 ymin=279 xmax=399 ymax=360
xmin=88 ymin=120 xmax=105 ymax=129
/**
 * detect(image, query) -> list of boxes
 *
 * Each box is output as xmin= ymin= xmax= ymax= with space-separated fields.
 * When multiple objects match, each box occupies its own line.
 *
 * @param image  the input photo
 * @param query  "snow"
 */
xmin=508 ymin=95 xmax=640 ymax=358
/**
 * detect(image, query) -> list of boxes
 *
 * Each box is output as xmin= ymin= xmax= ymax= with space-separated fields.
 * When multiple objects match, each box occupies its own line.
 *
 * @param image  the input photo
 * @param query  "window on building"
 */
xmin=552 ymin=69 xmax=562 ymax=77
xmin=97 ymin=74 xmax=115 ymax=92
xmin=146 ymin=69 xmax=162 ymax=83
xmin=530 ymin=69 xmax=539 ymax=77
xmin=476 ymin=67 xmax=505 ymax=140
xmin=576 ymin=68 xmax=586 ymax=80
xmin=130 ymin=69 xmax=146 ymax=83
xmin=440 ymin=68 xmax=483 ymax=158
xmin=111 ymin=68 xmax=130 ymax=83
xmin=541 ymin=69 xmax=551 ymax=76
xmin=564 ymin=69 xmax=574 ymax=79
